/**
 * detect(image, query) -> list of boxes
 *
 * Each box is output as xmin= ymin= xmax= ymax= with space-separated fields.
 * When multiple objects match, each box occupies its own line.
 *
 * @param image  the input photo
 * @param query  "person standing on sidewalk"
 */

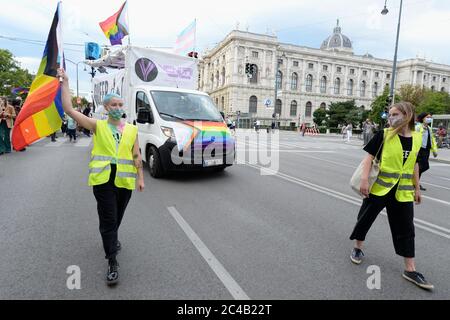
xmin=346 ymin=122 xmax=353 ymax=142
xmin=415 ymin=112 xmax=437 ymax=191
xmin=58 ymin=68 xmax=145 ymax=286
xmin=0 ymin=97 xmax=16 ymax=155
xmin=349 ymin=101 xmax=434 ymax=290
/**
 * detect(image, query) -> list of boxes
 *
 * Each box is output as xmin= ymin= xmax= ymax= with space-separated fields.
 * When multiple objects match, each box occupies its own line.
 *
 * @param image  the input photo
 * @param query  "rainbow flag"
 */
xmin=174 ymin=19 xmax=196 ymax=56
xmin=99 ymin=1 xmax=129 ymax=46
xmin=11 ymin=87 xmax=30 ymax=95
xmin=11 ymin=2 xmax=64 ymax=151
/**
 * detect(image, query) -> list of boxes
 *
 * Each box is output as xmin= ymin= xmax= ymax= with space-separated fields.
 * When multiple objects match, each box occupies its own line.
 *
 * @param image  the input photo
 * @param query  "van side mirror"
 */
xmin=137 ymin=110 xmax=153 ymax=124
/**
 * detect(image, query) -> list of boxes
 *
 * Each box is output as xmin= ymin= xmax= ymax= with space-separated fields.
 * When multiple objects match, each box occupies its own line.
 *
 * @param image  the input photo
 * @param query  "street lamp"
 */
xmin=65 ymin=58 xmax=86 ymax=99
xmin=382 ymin=0 xmax=403 ymax=106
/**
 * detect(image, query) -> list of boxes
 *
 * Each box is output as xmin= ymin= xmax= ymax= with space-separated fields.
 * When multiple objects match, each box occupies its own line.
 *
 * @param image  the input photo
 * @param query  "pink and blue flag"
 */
xmin=174 ymin=19 xmax=196 ymax=56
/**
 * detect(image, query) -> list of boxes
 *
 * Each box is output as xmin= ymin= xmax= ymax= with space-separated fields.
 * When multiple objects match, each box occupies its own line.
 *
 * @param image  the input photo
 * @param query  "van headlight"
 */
xmin=161 ymin=126 xmax=176 ymax=140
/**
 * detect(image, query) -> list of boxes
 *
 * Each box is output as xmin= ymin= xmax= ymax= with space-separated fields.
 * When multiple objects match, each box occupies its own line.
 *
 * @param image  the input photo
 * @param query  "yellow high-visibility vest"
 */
xmin=88 ymin=120 xmax=138 ymax=190
xmin=370 ymin=128 xmax=421 ymax=202
xmin=415 ymin=123 xmax=437 ymax=153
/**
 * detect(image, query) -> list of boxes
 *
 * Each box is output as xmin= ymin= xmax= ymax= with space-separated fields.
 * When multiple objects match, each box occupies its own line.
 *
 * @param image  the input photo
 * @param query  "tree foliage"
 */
xmin=0 ymin=49 xmax=34 ymax=96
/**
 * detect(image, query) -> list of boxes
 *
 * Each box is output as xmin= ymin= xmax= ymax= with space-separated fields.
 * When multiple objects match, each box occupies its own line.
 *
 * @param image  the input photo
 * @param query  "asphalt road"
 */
xmin=0 ymin=130 xmax=449 ymax=299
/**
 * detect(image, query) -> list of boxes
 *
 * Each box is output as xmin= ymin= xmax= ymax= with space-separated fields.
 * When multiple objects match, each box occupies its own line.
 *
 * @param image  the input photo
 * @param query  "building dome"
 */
xmin=320 ymin=20 xmax=353 ymax=53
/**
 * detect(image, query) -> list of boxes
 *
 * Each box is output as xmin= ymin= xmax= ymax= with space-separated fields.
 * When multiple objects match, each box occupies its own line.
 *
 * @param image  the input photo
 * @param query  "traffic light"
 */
xmin=188 ymin=51 xmax=198 ymax=58
xmin=245 ymin=63 xmax=251 ymax=75
xmin=385 ymin=95 xmax=392 ymax=107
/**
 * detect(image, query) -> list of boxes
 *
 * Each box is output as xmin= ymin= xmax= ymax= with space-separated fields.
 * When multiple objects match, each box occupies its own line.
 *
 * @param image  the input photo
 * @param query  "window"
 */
xmin=136 ymin=91 xmax=151 ymax=115
xmin=334 ymin=77 xmax=341 ymax=94
xmin=216 ymin=71 xmax=219 ymax=87
xmin=308 ymin=63 xmax=314 ymax=69
xmin=386 ymin=74 xmax=391 ymax=79
xmin=305 ymin=101 xmax=312 ymax=117
xmin=252 ymin=51 xmax=259 ymax=58
xmin=211 ymin=74 xmax=214 ymax=88
xmin=337 ymin=66 xmax=342 ymax=73
xmin=320 ymin=102 xmax=326 ymax=109
xmin=275 ymin=99 xmax=282 ymax=115
xmin=221 ymin=96 xmax=225 ymax=109
xmin=373 ymin=82 xmax=378 ymax=97
xmin=431 ymin=86 xmax=435 ymax=92
xmin=443 ymin=78 xmax=446 ymax=83
xmin=360 ymin=80 xmax=366 ymax=97
xmin=249 ymin=96 xmax=257 ymax=113
xmin=433 ymin=76 xmax=436 ymax=82
xmin=441 ymin=87 xmax=446 ymax=92
xmin=350 ymin=69 xmax=355 ymax=75
xmin=290 ymin=100 xmax=297 ymax=116
xmin=293 ymin=61 xmax=299 ymax=67
xmin=363 ymin=70 xmax=367 ymax=76
xmin=291 ymin=72 xmax=298 ymax=90
xmin=249 ymin=64 xmax=258 ymax=84
xmin=320 ymin=76 xmax=327 ymax=93
xmin=375 ymin=72 xmax=379 ymax=78
xmin=306 ymin=74 xmax=313 ymax=92
xmin=347 ymin=79 xmax=354 ymax=95
xmin=323 ymin=65 xmax=328 ymax=72
xmin=221 ymin=67 xmax=226 ymax=86
xmin=278 ymin=59 xmax=283 ymax=65
xmin=276 ymin=70 xmax=283 ymax=90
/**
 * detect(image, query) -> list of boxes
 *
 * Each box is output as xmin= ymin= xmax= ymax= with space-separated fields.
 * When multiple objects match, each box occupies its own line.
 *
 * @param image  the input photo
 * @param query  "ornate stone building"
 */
xmin=198 ymin=21 xmax=450 ymax=128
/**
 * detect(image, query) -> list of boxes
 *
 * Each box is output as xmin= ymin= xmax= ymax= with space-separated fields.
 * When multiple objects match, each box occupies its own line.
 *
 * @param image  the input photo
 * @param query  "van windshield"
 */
xmin=150 ymin=91 xmax=223 ymax=122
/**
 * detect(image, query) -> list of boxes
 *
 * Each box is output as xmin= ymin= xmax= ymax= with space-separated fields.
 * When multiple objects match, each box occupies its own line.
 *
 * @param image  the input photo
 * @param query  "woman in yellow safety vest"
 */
xmin=349 ymin=101 xmax=434 ymax=290
xmin=415 ymin=112 xmax=438 ymax=191
xmin=58 ymin=68 xmax=145 ymax=286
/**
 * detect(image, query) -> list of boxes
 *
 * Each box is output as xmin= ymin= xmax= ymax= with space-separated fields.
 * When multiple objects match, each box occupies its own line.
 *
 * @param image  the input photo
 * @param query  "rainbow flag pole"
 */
xmin=11 ymin=2 xmax=64 ymax=151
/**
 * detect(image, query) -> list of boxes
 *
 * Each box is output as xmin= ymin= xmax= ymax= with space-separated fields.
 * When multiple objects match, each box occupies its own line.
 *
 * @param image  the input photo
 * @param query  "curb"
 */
xmin=430 ymin=158 xmax=450 ymax=165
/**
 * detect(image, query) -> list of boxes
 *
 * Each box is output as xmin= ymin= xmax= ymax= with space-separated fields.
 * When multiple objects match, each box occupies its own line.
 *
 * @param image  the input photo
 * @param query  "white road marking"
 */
xmin=246 ymin=163 xmax=450 ymax=240
xmin=167 ymin=206 xmax=250 ymax=300
xmin=422 ymin=195 xmax=450 ymax=207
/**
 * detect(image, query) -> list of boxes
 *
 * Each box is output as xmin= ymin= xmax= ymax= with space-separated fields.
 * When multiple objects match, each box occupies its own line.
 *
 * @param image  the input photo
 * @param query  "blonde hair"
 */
xmin=387 ymin=101 xmax=416 ymax=139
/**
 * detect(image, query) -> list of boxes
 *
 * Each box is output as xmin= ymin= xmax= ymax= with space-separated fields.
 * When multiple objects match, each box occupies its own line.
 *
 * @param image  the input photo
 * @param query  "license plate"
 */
xmin=203 ymin=159 xmax=223 ymax=167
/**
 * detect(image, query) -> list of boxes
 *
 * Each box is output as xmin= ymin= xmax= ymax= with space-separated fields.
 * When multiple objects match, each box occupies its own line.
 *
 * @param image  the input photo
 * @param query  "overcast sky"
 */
xmin=1 ymin=0 xmax=449 ymax=97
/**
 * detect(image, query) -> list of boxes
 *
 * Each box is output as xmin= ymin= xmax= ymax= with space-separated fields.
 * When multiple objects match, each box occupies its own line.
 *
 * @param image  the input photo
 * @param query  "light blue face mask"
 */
xmin=425 ymin=117 xmax=432 ymax=124
xmin=109 ymin=109 xmax=124 ymax=120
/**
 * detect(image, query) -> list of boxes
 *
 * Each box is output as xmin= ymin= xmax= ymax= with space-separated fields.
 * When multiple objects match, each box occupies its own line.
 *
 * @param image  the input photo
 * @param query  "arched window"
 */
xmin=431 ymin=85 xmax=435 ymax=92
xmin=306 ymin=74 xmax=313 ymax=92
xmin=360 ymin=80 xmax=366 ymax=97
xmin=275 ymin=99 xmax=282 ymax=115
xmin=221 ymin=96 xmax=225 ymax=110
xmin=441 ymin=87 xmax=446 ymax=92
xmin=291 ymin=72 xmax=298 ymax=90
xmin=347 ymin=79 xmax=354 ymax=96
xmin=249 ymin=96 xmax=257 ymax=113
xmin=221 ymin=67 xmax=226 ymax=86
xmin=334 ymin=77 xmax=340 ymax=94
xmin=216 ymin=71 xmax=219 ymax=87
xmin=373 ymin=82 xmax=378 ymax=97
xmin=290 ymin=100 xmax=297 ymax=116
xmin=305 ymin=101 xmax=312 ymax=117
xmin=320 ymin=102 xmax=326 ymax=109
xmin=276 ymin=70 xmax=283 ymax=89
xmin=250 ymin=64 xmax=258 ymax=84
xmin=211 ymin=74 xmax=214 ymax=88
xmin=320 ymin=76 xmax=327 ymax=93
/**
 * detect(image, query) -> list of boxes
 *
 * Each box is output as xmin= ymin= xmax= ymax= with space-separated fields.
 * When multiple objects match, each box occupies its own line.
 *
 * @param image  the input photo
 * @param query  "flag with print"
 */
xmin=99 ymin=1 xmax=129 ymax=46
xmin=174 ymin=19 xmax=196 ymax=56
xmin=11 ymin=2 xmax=64 ymax=151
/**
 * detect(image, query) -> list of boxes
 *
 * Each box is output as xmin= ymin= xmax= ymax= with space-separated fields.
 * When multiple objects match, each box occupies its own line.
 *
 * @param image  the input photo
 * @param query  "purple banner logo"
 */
xmin=135 ymin=58 xmax=158 ymax=82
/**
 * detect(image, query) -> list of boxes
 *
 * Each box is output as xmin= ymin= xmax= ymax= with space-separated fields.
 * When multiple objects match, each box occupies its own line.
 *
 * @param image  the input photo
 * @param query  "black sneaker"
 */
xmin=106 ymin=259 xmax=119 ymax=286
xmin=117 ymin=240 xmax=121 ymax=252
xmin=402 ymin=271 xmax=434 ymax=290
xmin=419 ymin=185 xmax=426 ymax=191
xmin=350 ymin=248 xmax=364 ymax=265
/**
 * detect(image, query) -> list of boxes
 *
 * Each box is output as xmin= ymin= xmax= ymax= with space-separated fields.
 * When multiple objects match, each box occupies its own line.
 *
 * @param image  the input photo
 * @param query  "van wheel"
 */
xmin=147 ymin=146 xmax=164 ymax=178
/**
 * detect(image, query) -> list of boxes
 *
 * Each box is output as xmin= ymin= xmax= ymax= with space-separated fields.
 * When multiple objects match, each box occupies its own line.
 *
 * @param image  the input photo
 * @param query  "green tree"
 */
xmin=313 ymin=107 xmax=327 ymax=126
xmin=71 ymin=96 xmax=89 ymax=107
xmin=416 ymin=90 xmax=450 ymax=115
xmin=327 ymin=100 xmax=359 ymax=128
xmin=369 ymin=85 xmax=400 ymax=126
xmin=0 ymin=49 xmax=34 ymax=96
xmin=398 ymin=84 xmax=425 ymax=107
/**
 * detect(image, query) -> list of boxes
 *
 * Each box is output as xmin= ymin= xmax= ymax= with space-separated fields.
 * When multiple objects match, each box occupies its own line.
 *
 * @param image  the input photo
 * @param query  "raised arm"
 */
xmin=58 ymin=68 xmax=97 ymax=132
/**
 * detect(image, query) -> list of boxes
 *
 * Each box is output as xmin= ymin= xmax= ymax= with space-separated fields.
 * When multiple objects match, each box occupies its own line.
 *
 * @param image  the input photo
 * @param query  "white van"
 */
xmin=87 ymin=46 xmax=235 ymax=178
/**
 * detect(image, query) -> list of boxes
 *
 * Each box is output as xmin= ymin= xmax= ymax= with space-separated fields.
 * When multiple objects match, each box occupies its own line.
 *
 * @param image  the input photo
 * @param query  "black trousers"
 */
xmin=349 ymin=185 xmax=415 ymax=258
xmin=418 ymin=147 xmax=430 ymax=178
xmin=93 ymin=164 xmax=132 ymax=259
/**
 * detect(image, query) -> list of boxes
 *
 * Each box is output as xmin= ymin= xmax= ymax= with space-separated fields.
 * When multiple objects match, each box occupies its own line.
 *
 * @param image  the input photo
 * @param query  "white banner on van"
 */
xmin=127 ymin=47 xmax=198 ymax=90
xmin=92 ymin=69 xmax=126 ymax=117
